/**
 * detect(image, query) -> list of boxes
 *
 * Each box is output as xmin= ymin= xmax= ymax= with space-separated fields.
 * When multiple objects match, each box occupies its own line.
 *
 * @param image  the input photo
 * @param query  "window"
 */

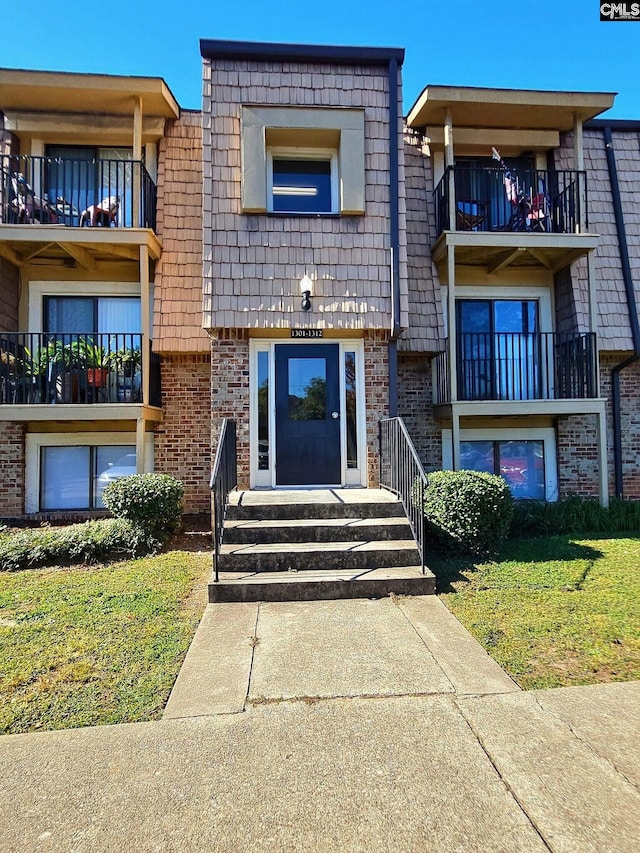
xmin=45 ymin=296 xmax=141 ymax=336
xmin=457 ymin=299 xmax=541 ymax=401
xmin=443 ymin=427 xmax=558 ymax=502
xmin=241 ymin=106 xmax=365 ymax=215
xmin=460 ymin=439 xmax=545 ymax=500
xmin=41 ymin=445 xmax=136 ymax=510
xmin=269 ymin=153 xmax=336 ymax=214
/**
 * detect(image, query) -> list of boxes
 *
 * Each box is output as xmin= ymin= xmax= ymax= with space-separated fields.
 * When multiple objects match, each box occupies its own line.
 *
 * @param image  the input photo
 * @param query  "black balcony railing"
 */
xmin=433 ymin=166 xmax=587 ymax=237
xmin=0 ymin=333 xmax=149 ymax=405
xmin=433 ymin=332 xmax=597 ymax=404
xmin=0 ymin=155 xmax=156 ymax=229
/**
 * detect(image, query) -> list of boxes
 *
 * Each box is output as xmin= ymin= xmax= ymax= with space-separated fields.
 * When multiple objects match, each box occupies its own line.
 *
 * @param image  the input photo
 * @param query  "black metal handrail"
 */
xmin=433 ymin=332 xmax=597 ymax=403
xmin=0 ymin=332 xmax=144 ymax=405
xmin=0 ymin=154 xmax=156 ymax=229
xmin=433 ymin=165 xmax=587 ymax=236
xmin=210 ymin=419 xmax=238 ymax=583
xmin=379 ymin=417 xmax=428 ymax=574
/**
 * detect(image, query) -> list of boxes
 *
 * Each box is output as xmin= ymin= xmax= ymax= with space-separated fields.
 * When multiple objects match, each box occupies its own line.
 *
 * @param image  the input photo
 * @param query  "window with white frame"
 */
xmin=267 ymin=149 xmax=338 ymax=214
xmin=26 ymin=433 xmax=153 ymax=513
xmin=443 ymin=427 xmax=558 ymax=502
xmin=40 ymin=445 xmax=136 ymax=510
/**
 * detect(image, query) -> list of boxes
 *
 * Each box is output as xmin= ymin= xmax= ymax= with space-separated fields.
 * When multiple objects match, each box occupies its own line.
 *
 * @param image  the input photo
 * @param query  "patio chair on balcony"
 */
xmin=7 ymin=172 xmax=58 ymax=224
xmin=456 ymin=199 xmax=487 ymax=231
xmin=80 ymin=195 xmax=120 ymax=227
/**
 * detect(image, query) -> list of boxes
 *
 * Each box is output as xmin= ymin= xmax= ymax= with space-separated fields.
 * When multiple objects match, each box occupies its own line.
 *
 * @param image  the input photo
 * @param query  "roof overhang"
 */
xmin=407 ymin=85 xmax=615 ymax=132
xmin=0 ymin=68 xmax=180 ymax=119
xmin=200 ymin=39 xmax=404 ymax=67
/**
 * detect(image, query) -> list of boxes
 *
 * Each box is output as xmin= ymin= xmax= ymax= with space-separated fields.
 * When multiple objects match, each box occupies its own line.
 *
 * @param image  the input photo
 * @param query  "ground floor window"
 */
xmin=460 ymin=439 xmax=545 ymax=500
xmin=41 ymin=445 xmax=136 ymax=510
xmin=442 ymin=427 xmax=558 ymax=502
xmin=26 ymin=432 xmax=153 ymax=513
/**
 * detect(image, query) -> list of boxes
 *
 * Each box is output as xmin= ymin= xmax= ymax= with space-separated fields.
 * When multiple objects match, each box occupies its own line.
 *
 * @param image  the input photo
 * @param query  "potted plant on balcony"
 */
xmin=83 ymin=338 xmax=113 ymax=388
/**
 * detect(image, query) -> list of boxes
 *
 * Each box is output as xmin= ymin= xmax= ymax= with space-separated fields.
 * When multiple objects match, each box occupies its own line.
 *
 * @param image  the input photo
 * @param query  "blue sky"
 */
xmin=3 ymin=0 xmax=638 ymax=118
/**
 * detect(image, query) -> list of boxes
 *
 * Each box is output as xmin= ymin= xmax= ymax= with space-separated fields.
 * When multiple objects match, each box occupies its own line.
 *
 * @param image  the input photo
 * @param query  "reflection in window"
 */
xmin=41 ymin=445 xmax=136 ymax=510
xmin=258 ymin=351 xmax=269 ymax=470
xmin=460 ymin=439 xmax=545 ymax=500
xmin=345 ymin=352 xmax=357 ymax=468
xmin=288 ymin=358 xmax=326 ymax=421
xmin=272 ymin=159 xmax=332 ymax=214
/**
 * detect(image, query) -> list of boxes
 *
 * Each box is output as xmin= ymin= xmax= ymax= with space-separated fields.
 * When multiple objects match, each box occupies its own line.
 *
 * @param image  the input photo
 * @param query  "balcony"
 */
xmin=434 ymin=165 xmax=587 ymax=238
xmin=0 ymin=154 xmax=156 ymax=230
xmin=0 ymin=333 xmax=161 ymax=411
xmin=433 ymin=332 xmax=597 ymax=406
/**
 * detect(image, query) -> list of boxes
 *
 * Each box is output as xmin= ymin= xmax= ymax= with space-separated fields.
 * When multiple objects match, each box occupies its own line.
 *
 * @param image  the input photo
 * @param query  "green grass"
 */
xmin=0 ymin=550 xmax=210 ymax=735
xmin=434 ymin=534 xmax=640 ymax=689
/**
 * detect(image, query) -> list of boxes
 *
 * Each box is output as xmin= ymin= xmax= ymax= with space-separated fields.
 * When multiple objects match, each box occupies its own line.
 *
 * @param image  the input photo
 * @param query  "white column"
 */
xmin=597 ymin=408 xmax=609 ymax=508
xmin=136 ymin=417 xmax=146 ymax=475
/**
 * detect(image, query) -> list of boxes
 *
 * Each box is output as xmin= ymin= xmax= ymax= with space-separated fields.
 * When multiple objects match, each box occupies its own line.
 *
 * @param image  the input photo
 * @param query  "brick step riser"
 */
xmin=226 ymin=503 xmax=405 ymax=522
xmin=223 ymin=523 xmax=413 ymax=545
xmin=218 ymin=548 xmax=421 ymax=573
xmin=209 ymin=575 xmax=436 ymax=603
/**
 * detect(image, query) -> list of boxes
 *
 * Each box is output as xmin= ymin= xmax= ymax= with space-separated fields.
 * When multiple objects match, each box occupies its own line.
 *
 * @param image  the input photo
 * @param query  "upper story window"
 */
xmin=241 ymin=106 xmax=365 ymax=216
xmin=268 ymin=150 xmax=338 ymax=214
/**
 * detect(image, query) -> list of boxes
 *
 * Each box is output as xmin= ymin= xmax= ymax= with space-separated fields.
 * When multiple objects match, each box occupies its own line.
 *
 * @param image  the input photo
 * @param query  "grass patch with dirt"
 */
xmin=0 ymin=543 xmax=210 ymax=735
xmin=434 ymin=534 xmax=640 ymax=689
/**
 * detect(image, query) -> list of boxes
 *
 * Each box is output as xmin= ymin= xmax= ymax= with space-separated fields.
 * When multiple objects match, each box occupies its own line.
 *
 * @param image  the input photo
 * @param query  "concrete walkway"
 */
xmin=1 ymin=596 xmax=639 ymax=852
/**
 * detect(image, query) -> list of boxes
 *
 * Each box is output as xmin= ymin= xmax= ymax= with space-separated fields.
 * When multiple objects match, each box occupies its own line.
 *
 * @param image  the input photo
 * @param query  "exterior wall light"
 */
xmin=300 ymin=272 xmax=313 ymax=311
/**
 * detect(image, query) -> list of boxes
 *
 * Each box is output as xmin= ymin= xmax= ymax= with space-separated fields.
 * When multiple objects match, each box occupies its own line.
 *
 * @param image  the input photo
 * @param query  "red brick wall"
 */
xmin=397 ymin=353 xmax=442 ymax=472
xmin=364 ymin=332 xmax=390 ymax=487
xmin=0 ymin=422 xmax=25 ymax=517
xmin=556 ymin=414 xmax=600 ymax=499
xmin=154 ymin=354 xmax=212 ymax=514
xmin=601 ymin=354 xmax=640 ymax=499
xmin=210 ymin=330 xmax=251 ymax=489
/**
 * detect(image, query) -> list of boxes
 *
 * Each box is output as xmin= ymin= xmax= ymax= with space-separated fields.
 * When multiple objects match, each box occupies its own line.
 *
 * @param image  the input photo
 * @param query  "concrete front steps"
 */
xmin=209 ymin=489 xmax=436 ymax=602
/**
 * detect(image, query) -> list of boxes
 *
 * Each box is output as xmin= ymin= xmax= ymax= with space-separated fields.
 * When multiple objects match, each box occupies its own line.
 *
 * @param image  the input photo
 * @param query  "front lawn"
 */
xmin=434 ymin=535 xmax=640 ymax=689
xmin=0 ymin=548 xmax=210 ymax=735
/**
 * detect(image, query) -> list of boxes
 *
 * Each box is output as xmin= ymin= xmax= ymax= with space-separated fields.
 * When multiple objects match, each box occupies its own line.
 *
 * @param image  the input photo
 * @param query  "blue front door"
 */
xmin=275 ymin=344 xmax=341 ymax=485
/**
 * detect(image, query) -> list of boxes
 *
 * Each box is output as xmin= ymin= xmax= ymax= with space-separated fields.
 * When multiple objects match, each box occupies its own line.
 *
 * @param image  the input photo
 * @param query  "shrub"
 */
xmin=423 ymin=470 xmax=514 ymax=557
xmin=511 ymin=495 xmax=640 ymax=537
xmin=0 ymin=518 xmax=160 ymax=572
xmin=102 ymin=473 xmax=184 ymax=536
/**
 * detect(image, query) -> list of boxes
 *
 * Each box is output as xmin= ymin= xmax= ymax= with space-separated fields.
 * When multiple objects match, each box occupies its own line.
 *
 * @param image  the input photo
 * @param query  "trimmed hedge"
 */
xmin=0 ymin=519 xmax=161 ymax=572
xmin=423 ymin=470 xmax=514 ymax=557
xmin=102 ymin=473 xmax=184 ymax=536
xmin=511 ymin=495 xmax=640 ymax=537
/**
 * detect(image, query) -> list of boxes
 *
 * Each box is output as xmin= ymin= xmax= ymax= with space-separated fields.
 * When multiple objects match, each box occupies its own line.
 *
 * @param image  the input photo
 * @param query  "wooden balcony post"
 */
xmin=574 ymin=113 xmax=586 ymax=233
xmin=140 ymin=243 xmax=150 ymax=407
xmin=132 ymin=96 xmax=143 ymax=228
xmin=597 ymin=407 xmax=609 ymax=508
xmin=447 ymin=243 xmax=457 ymax=403
xmin=444 ymin=108 xmax=456 ymax=231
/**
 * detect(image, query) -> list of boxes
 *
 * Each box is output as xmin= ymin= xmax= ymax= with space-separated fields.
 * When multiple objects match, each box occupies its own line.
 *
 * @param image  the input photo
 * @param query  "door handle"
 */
xmin=331 ymin=411 xmax=340 ymax=419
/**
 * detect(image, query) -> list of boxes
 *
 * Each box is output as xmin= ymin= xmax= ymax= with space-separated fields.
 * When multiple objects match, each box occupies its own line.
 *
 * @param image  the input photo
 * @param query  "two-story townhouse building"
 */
xmin=0 ymin=70 xmax=183 ymax=517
